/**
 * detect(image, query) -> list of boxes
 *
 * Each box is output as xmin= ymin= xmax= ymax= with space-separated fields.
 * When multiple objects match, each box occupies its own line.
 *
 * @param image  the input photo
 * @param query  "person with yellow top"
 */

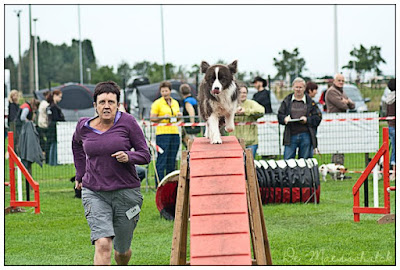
xmin=230 ymin=84 xmax=265 ymax=158
xmin=150 ymin=81 xmax=182 ymax=186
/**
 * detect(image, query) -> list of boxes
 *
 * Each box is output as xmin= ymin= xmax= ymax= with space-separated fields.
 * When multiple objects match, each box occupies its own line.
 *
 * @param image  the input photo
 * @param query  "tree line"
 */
xmin=5 ymin=38 xmax=386 ymax=94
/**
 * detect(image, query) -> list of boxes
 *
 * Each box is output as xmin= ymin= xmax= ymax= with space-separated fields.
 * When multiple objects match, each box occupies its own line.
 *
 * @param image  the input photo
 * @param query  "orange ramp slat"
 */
xmin=190 ymin=175 xmax=247 ymax=196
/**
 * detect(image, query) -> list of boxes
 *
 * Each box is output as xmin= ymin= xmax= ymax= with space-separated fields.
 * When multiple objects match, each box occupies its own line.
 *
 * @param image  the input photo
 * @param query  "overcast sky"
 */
xmin=4 ymin=3 xmax=396 ymax=80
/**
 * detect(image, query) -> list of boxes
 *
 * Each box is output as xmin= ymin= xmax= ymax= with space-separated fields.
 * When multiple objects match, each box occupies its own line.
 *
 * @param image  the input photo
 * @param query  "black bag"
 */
xmin=183 ymin=97 xmax=201 ymax=135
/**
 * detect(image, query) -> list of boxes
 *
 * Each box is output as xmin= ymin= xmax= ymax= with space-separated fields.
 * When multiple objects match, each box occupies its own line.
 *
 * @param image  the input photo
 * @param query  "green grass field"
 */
xmin=4 ymin=86 xmax=394 ymax=266
xmin=4 ymin=172 xmax=395 ymax=266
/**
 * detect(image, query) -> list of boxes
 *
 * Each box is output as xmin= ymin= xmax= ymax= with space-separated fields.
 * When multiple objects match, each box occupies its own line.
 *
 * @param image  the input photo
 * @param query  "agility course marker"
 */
xmin=353 ymin=128 xmax=393 ymax=223
xmin=170 ymin=136 xmax=272 ymax=265
xmin=5 ymin=132 xmax=40 ymax=214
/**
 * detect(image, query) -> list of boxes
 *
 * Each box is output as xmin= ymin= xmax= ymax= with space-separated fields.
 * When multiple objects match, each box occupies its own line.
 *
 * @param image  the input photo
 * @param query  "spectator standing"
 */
xmin=252 ymin=76 xmax=273 ymax=114
xmin=37 ymin=91 xmax=51 ymax=163
xmin=325 ymin=74 xmax=355 ymax=113
xmin=14 ymin=97 xmax=40 ymax=154
xmin=72 ymin=81 xmax=150 ymax=265
xmin=230 ymin=84 xmax=265 ymax=158
xmin=325 ymin=74 xmax=355 ymax=165
xmin=386 ymin=78 xmax=396 ymax=180
xmin=47 ymin=90 xmax=65 ymax=166
xmin=150 ymin=81 xmax=182 ymax=186
xmin=306 ymin=81 xmax=318 ymax=100
xmin=7 ymin=90 xmax=21 ymax=135
xmin=16 ymin=97 xmax=42 ymax=200
xmin=305 ymin=81 xmax=320 ymax=156
xmin=179 ymin=83 xmax=201 ymax=148
xmin=278 ymin=77 xmax=322 ymax=160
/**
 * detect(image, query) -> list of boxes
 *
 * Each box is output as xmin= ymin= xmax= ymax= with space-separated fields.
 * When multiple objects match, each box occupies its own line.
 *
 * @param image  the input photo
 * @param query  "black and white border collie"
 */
xmin=198 ymin=60 xmax=239 ymax=144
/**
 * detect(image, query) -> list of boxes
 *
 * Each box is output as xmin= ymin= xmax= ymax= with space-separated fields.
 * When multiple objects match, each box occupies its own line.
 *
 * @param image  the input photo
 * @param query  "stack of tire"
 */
xmin=254 ymin=158 xmax=320 ymax=204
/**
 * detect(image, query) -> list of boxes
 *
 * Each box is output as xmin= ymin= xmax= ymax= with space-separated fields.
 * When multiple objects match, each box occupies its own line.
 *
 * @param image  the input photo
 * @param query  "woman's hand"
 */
xmin=300 ymin=116 xmax=307 ymax=124
xmin=236 ymin=106 xmax=245 ymax=115
xmin=75 ymin=180 xmax=82 ymax=190
xmin=111 ymin=151 xmax=129 ymax=163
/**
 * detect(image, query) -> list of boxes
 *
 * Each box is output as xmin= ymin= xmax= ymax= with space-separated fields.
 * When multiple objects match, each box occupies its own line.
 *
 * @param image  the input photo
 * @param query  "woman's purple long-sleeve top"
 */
xmin=72 ymin=112 xmax=151 ymax=191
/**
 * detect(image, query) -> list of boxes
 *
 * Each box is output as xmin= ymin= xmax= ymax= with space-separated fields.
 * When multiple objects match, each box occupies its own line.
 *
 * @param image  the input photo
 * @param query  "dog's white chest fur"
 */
xmin=210 ymin=82 xmax=238 ymax=116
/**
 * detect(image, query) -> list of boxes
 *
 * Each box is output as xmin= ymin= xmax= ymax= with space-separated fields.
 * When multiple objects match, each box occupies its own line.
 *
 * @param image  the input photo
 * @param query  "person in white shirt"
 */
xmin=37 ymin=91 xmax=51 ymax=163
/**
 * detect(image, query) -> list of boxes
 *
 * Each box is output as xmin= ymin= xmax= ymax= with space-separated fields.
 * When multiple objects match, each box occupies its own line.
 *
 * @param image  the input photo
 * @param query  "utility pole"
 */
xmin=333 ymin=5 xmax=339 ymax=74
xmin=160 ymin=5 xmax=166 ymax=81
xmin=29 ymin=5 xmax=34 ymax=94
xmin=33 ymin=18 xmax=39 ymax=91
xmin=15 ymin=10 xmax=22 ymax=92
xmin=78 ymin=5 xmax=83 ymax=84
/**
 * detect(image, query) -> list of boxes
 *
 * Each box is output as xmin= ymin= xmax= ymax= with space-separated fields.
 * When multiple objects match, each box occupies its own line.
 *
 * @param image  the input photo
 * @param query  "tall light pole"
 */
xmin=160 ymin=5 xmax=166 ymax=81
xmin=14 ymin=10 xmax=22 ymax=91
xmin=29 ymin=5 xmax=34 ymax=93
xmin=78 ymin=5 xmax=83 ymax=84
xmin=33 ymin=18 xmax=39 ymax=91
xmin=333 ymin=5 xmax=339 ymax=74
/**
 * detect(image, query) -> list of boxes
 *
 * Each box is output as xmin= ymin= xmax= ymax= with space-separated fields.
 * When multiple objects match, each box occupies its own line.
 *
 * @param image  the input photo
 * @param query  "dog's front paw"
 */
xmin=225 ymin=126 xmax=234 ymax=133
xmin=210 ymin=136 xmax=222 ymax=144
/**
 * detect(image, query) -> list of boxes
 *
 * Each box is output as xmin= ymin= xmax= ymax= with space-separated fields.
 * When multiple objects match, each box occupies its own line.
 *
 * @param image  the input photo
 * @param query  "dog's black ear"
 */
xmin=228 ymin=60 xmax=238 ymax=74
xmin=201 ymin=61 xmax=210 ymax=74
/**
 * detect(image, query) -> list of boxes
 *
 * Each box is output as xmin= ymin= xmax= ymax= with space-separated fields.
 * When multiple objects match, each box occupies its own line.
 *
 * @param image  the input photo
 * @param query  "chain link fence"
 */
xmin=4 ymin=112 xmax=392 ymax=191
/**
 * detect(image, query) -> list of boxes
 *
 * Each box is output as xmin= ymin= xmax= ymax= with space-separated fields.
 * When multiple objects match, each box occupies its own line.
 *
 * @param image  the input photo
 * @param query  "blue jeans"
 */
xmin=246 ymin=145 xmax=258 ymax=159
xmin=155 ymin=134 xmax=180 ymax=186
xmin=389 ymin=126 xmax=396 ymax=165
xmin=284 ymin=132 xmax=312 ymax=160
xmin=49 ymin=141 xmax=58 ymax=166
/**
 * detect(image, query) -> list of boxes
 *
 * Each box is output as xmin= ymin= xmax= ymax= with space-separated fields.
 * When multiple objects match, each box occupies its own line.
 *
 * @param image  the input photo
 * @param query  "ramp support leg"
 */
xmin=245 ymin=148 xmax=273 ymax=265
xmin=170 ymin=150 xmax=189 ymax=265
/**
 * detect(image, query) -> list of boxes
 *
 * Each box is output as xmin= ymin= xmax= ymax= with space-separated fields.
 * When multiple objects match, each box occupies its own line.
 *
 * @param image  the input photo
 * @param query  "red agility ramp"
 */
xmin=189 ymin=136 xmax=251 ymax=265
xmin=170 ymin=136 xmax=272 ymax=266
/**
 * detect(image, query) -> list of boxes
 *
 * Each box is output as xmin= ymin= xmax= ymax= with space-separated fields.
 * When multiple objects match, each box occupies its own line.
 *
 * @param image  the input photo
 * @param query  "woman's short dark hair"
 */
xmin=179 ymin=84 xmax=191 ymax=96
xmin=159 ymin=81 xmax=172 ymax=91
xmin=388 ymin=78 xmax=395 ymax=91
xmin=305 ymin=81 xmax=318 ymax=94
xmin=93 ymin=81 xmax=121 ymax=103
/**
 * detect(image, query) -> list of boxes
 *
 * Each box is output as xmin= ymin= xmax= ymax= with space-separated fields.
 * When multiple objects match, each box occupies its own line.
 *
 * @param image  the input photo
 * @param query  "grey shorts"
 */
xmin=81 ymin=187 xmax=143 ymax=253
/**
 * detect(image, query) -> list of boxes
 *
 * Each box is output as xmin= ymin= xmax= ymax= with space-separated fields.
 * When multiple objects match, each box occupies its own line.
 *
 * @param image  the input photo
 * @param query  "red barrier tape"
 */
xmin=142 ymin=116 xmax=395 ymax=127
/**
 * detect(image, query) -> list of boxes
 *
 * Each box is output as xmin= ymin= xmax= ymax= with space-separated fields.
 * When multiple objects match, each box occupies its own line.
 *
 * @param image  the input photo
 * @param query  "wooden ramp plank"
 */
xmin=190 ymin=150 xmax=243 ymax=160
xmin=190 ymin=194 xmax=248 ymax=216
xmin=191 ymin=233 xmax=251 ymax=257
xmin=189 ymin=136 xmax=251 ymax=266
xmin=190 ymin=157 xmax=245 ymax=177
xmin=190 ymin=137 xmax=243 ymax=152
xmin=191 ymin=213 xmax=250 ymax=235
xmin=191 ymin=255 xmax=251 ymax=265
xmin=190 ymin=175 xmax=247 ymax=196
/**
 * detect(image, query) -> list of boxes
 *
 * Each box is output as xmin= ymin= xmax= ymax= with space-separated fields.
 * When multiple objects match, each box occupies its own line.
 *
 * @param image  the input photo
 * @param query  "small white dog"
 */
xmin=319 ymin=163 xmax=348 ymax=181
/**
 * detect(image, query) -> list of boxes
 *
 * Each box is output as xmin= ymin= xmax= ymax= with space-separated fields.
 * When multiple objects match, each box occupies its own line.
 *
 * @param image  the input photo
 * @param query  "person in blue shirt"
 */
xmin=180 ymin=84 xmax=201 ymax=147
